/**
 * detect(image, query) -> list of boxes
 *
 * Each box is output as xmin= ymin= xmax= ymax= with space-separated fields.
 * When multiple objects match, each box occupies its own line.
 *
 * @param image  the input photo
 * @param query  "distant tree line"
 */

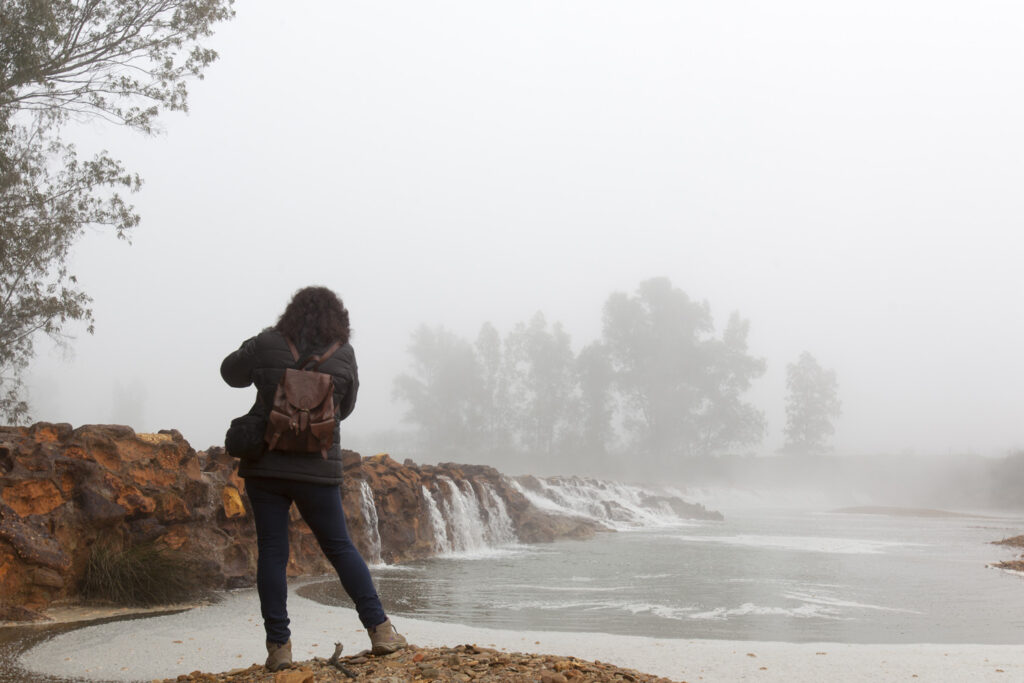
xmin=393 ymin=277 xmax=842 ymax=473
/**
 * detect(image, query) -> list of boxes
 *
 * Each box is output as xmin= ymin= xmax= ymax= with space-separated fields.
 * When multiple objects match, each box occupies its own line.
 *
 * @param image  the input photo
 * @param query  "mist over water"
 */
xmin=14 ymin=1 xmax=1023 ymax=470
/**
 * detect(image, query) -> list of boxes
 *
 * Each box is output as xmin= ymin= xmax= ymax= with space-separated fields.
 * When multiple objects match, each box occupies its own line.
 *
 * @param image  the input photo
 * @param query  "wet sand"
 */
xmin=12 ymin=587 xmax=1024 ymax=682
xmin=0 ymin=604 xmax=200 ymax=683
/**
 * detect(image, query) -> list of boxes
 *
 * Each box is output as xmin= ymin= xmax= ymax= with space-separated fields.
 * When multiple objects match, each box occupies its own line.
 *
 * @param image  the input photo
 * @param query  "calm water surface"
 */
xmin=304 ymin=508 xmax=1024 ymax=643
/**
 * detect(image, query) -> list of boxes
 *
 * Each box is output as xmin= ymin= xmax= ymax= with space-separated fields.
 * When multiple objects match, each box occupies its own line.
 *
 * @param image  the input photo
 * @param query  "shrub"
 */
xmin=80 ymin=542 xmax=202 ymax=606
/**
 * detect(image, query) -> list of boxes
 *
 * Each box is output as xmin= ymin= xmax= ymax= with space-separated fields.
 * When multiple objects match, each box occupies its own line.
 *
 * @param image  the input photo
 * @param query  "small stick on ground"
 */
xmin=328 ymin=642 xmax=356 ymax=678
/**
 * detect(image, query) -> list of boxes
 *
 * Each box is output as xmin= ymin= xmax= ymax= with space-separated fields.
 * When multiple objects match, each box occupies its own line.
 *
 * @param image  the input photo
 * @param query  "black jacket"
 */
xmin=220 ymin=328 xmax=358 ymax=484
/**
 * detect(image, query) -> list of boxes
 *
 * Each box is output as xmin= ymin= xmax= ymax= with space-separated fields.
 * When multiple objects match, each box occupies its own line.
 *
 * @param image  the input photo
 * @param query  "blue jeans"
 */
xmin=245 ymin=477 xmax=387 ymax=644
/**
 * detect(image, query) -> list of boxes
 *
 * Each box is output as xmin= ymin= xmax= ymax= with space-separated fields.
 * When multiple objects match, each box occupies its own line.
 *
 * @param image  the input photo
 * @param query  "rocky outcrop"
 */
xmin=991 ymin=535 xmax=1024 ymax=573
xmin=0 ymin=423 xmax=258 ymax=614
xmin=994 ymin=535 xmax=1024 ymax=548
xmin=0 ymin=423 xmax=719 ymax=620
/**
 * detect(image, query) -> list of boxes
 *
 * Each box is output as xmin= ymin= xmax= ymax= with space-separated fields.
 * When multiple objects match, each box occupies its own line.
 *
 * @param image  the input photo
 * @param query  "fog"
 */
xmin=21 ymin=2 xmax=1024 ymax=484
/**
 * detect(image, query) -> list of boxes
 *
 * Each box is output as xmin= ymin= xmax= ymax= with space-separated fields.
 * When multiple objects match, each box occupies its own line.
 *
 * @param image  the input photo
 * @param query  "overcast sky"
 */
xmin=24 ymin=0 xmax=1024 ymax=460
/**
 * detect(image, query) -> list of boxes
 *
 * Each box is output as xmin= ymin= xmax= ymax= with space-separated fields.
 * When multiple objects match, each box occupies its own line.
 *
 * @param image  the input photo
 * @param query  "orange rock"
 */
xmin=159 ymin=527 xmax=188 ymax=550
xmin=57 ymin=471 xmax=75 ymax=496
xmin=182 ymin=453 xmax=204 ymax=482
xmin=114 ymin=485 xmax=156 ymax=516
xmin=114 ymin=438 xmax=151 ymax=463
xmin=31 ymin=424 xmax=64 ymax=443
xmin=130 ymin=464 xmax=176 ymax=488
xmin=0 ymin=546 xmax=16 ymax=586
xmin=274 ymin=669 xmax=314 ymax=683
xmin=157 ymin=493 xmax=191 ymax=522
xmin=222 ymin=486 xmax=246 ymax=519
xmin=63 ymin=445 xmax=88 ymax=461
xmin=83 ymin=440 xmax=122 ymax=471
xmin=137 ymin=433 xmax=174 ymax=445
xmin=1 ymin=480 xmax=65 ymax=516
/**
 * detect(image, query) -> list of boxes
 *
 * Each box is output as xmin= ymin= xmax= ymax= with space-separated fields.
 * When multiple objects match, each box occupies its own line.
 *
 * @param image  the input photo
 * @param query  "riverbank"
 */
xmin=15 ymin=587 xmax=1024 ymax=682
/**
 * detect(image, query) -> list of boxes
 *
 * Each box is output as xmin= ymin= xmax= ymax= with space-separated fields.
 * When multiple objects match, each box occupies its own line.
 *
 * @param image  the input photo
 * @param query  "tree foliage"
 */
xmin=393 ymin=277 xmax=767 ymax=471
xmin=502 ymin=312 xmax=576 ymax=460
xmin=602 ymin=278 xmax=766 ymax=458
xmin=0 ymin=0 xmax=234 ymax=421
xmin=782 ymin=351 xmax=842 ymax=455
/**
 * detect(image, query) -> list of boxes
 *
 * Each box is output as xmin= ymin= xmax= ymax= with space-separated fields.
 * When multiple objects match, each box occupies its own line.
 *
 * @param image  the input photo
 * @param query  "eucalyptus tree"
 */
xmin=0 ymin=0 xmax=234 ymax=421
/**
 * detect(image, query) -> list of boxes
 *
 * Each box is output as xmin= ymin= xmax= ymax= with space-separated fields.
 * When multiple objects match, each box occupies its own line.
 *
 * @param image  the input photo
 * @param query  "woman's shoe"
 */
xmin=265 ymin=639 xmax=292 ymax=671
xmin=367 ymin=618 xmax=408 ymax=655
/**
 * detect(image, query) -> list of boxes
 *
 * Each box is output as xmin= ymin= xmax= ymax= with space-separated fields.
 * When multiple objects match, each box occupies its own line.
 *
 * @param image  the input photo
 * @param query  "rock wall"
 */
xmin=0 ymin=423 xmax=609 ymax=619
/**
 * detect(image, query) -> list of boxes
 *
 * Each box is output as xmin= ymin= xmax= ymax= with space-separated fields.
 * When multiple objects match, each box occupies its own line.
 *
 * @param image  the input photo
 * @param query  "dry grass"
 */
xmin=80 ymin=542 xmax=203 ymax=607
xmin=994 ymin=535 xmax=1024 ymax=548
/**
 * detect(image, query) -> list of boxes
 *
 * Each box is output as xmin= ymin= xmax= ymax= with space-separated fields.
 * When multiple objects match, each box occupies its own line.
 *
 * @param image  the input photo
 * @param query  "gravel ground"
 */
xmin=159 ymin=643 xmax=678 ymax=683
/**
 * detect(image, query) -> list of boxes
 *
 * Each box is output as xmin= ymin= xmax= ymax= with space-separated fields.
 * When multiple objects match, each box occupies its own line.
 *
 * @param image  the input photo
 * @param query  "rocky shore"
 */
xmin=159 ymin=644 xmax=679 ymax=683
xmin=992 ymin=535 xmax=1024 ymax=572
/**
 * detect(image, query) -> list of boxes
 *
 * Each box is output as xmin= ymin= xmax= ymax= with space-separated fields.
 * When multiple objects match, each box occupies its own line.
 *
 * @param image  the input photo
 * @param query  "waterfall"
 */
xmin=358 ymin=479 xmax=383 ymax=564
xmin=439 ymin=476 xmax=488 ymax=551
xmin=479 ymin=481 xmax=517 ymax=545
xmin=422 ymin=485 xmax=452 ymax=554
xmin=432 ymin=476 xmax=517 ymax=554
xmin=510 ymin=476 xmax=701 ymax=530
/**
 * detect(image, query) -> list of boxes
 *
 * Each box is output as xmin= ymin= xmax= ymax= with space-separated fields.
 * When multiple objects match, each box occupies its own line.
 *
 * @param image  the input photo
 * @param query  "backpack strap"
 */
xmin=310 ymin=340 xmax=343 ymax=369
xmin=283 ymin=336 xmax=341 ymax=370
xmin=284 ymin=336 xmax=301 ymax=363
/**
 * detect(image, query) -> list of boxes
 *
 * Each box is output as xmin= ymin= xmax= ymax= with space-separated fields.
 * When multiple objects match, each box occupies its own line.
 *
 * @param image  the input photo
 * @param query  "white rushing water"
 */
xmin=511 ymin=476 xmax=699 ymax=530
xmin=432 ymin=476 xmax=518 ymax=555
xmin=410 ymin=475 xmax=707 ymax=560
xmin=439 ymin=476 xmax=490 ymax=551
xmin=422 ymin=484 xmax=452 ymax=554
xmin=357 ymin=479 xmax=383 ymax=564
xmin=479 ymin=480 xmax=517 ymax=545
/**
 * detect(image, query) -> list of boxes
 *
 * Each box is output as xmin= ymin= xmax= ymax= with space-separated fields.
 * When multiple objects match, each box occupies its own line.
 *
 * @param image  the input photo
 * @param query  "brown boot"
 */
xmin=265 ymin=639 xmax=292 ymax=671
xmin=367 ymin=618 xmax=408 ymax=655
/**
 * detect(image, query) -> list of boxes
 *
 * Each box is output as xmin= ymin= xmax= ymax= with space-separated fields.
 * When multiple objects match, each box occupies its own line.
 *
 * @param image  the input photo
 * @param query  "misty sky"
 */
xmin=22 ymin=1 xmax=1024 ymax=460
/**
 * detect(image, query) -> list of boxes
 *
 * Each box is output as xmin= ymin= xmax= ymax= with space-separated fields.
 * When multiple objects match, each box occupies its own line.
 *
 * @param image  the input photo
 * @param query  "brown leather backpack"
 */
xmin=264 ymin=337 xmax=343 ymax=458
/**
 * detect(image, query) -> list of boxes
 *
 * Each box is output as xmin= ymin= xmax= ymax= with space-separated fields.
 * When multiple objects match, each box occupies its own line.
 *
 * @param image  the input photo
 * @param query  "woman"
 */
xmin=220 ymin=286 xmax=406 ymax=671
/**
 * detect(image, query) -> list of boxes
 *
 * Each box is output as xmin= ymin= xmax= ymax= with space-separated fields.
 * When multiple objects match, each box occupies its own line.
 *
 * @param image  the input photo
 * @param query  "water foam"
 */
xmin=670 ymin=533 xmax=908 ymax=555
xmin=510 ymin=477 xmax=704 ymax=530
xmin=502 ymin=583 xmax=632 ymax=593
xmin=492 ymin=598 xmax=695 ymax=621
xmin=781 ymin=591 xmax=918 ymax=614
xmin=689 ymin=602 xmax=834 ymax=620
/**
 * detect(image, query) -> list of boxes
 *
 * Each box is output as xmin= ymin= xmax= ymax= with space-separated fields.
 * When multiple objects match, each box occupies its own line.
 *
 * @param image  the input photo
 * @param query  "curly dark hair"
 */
xmin=275 ymin=286 xmax=351 ymax=348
